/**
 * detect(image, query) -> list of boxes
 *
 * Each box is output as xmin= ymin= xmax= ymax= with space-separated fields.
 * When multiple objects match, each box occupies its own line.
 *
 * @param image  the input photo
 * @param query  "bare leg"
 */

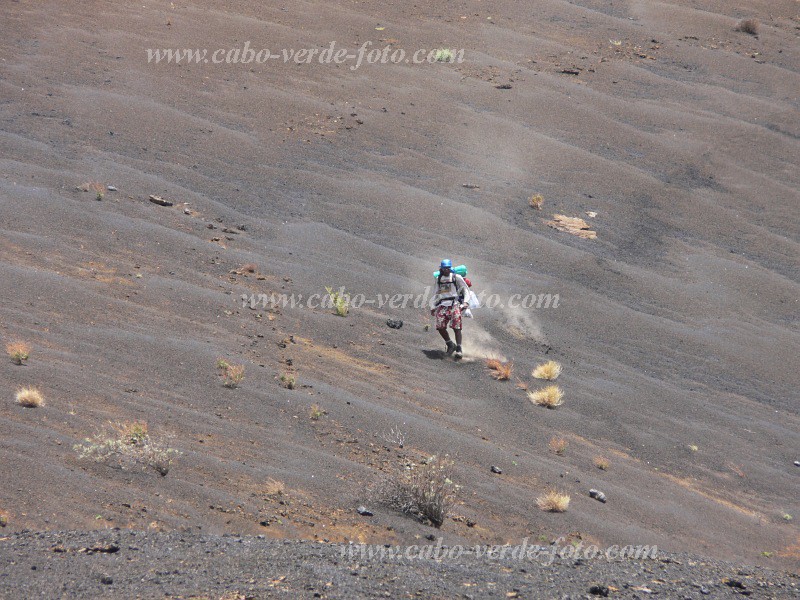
xmin=438 ymin=328 xmax=451 ymax=342
xmin=454 ymin=329 xmax=462 ymax=346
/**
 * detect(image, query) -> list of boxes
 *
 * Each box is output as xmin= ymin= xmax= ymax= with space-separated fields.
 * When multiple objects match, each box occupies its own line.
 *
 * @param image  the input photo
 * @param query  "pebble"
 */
xmin=357 ymin=506 xmax=373 ymax=517
xmin=386 ymin=319 xmax=403 ymax=329
xmin=794 ymin=461 xmax=800 ymax=467
xmin=490 ymin=466 xmax=502 ymax=474
xmin=107 ymin=185 xmax=117 ymax=191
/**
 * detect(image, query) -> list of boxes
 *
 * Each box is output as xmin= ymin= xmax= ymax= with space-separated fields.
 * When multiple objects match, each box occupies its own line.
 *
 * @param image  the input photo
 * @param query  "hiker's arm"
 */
xmin=455 ymin=276 xmax=469 ymax=307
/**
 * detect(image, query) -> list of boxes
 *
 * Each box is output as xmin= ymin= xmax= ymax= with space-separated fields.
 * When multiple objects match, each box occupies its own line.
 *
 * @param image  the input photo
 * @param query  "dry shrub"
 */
xmin=264 ymin=478 xmax=285 ymax=497
xmin=237 ymin=263 xmax=258 ymax=275
xmin=217 ymin=359 xmax=245 ymax=388
xmin=16 ymin=387 xmax=44 ymax=407
xmin=0 ymin=510 xmax=8 ymax=527
xmin=515 ymin=378 xmax=529 ymax=391
xmin=378 ymin=455 xmax=458 ymax=528
xmin=532 ymin=360 xmax=561 ymax=381
xmin=549 ymin=436 xmax=568 ymax=455
xmin=528 ymin=385 xmax=564 ymax=408
xmin=280 ymin=373 xmax=296 ymax=390
xmin=74 ymin=421 xmax=179 ymax=476
xmin=82 ymin=181 xmax=105 ymax=200
xmin=536 ymin=489 xmax=570 ymax=512
xmin=309 ymin=403 xmax=326 ymax=420
xmin=735 ymin=18 xmax=759 ymax=35
xmin=486 ymin=358 xmax=513 ymax=381
xmin=529 ymin=194 xmax=544 ymax=210
xmin=6 ymin=341 xmax=31 ymax=365
xmin=593 ymin=456 xmax=610 ymax=470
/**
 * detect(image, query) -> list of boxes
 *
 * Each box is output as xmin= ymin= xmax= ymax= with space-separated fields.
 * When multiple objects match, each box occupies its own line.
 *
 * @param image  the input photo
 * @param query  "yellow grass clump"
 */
xmin=486 ymin=358 xmax=513 ymax=381
xmin=536 ymin=490 xmax=570 ymax=512
xmin=529 ymin=194 xmax=544 ymax=210
xmin=528 ymin=385 xmax=564 ymax=408
xmin=593 ymin=456 xmax=610 ymax=470
xmin=16 ymin=387 xmax=44 ymax=408
xmin=6 ymin=341 xmax=31 ymax=365
xmin=532 ymin=360 xmax=561 ymax=381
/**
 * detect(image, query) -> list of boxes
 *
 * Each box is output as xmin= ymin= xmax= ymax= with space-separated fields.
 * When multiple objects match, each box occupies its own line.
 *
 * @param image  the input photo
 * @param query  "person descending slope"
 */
xmin=430 ymin=259 xmax=470 ymax=359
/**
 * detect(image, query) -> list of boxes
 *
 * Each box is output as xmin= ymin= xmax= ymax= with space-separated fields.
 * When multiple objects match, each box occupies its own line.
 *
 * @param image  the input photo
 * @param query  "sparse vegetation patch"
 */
xmin=549 ymin=437 xmax=568 ymax=455
xmin=74 ymin=421 xmax=179 ymax=476
xmin=217 ymin=359 xmax=245 ymax=388
xmin=6 ymin=341 xmax=31 ymax=365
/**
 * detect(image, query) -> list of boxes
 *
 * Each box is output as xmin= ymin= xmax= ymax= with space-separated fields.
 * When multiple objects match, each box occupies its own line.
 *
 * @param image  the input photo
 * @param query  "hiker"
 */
xmin=430 ymin=259 xmax=470 ymax=357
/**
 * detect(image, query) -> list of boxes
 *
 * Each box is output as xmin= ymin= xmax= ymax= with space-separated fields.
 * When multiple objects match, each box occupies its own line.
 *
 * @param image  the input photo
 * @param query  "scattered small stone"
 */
xmin=723 ymin=578 xmax=747 ymax=590
xmin=462 ymin=184 xmax=480 ymax=189
xmin=184 ymin=208 xmax=191 ymax=215
xmin=386 ymin=319 xmax=403 ymax=329
xmin=357 ymin=506 xmax=373 ymax=516
xmin=100 ymin=575 xmax=113 ymax=585
xmin=107 ymin=185 xmax=117 ymax=191
xmin=794 ymin=461 xmax=800 ymax=467
xmin=588 ymin=584 xmax=609 ymax=596
xmin=490 ymin=465 xmax=503 ymax=474
xmin=560 ymin=68 xmax=581 ymax=75
xmin=148 ymin=195 xmax=173 ymax=206
xmin=237 ymin=224 xmax=247 ymax=231
xmin=589 ymin=489 xmax=606 ymax=503
xmin=495 ymin=83 xmax=513 ymax=89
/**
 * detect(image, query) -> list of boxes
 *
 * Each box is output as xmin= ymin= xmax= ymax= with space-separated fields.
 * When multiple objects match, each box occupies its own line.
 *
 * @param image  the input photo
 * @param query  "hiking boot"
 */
xmin=445 ymin=341 xmax=456 ymax=355
xmin=454 ymin=345 xmax=463 ymax=358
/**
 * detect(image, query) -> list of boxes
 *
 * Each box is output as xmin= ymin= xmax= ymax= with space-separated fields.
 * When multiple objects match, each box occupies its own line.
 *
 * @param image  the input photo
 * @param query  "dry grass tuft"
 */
xmin=735 ymin=18 xmax=759 ymax=35
xmin=309 ymin=403 xmax=326 ymax=420
xmin=515 ymin=378 xmax=529 ymax=391
xmin=536 ymin=489 xmax=570 ymax=512
xmin=486 ymin=358 xmax=513 ymax=380
xmin=532 ymin=360 xmax=562 ymax=381
xmin=529 ymin=194 xmax=544 ymax=210
xmin=217 ymin=359 xmax=245 ymax=388
xmin=6 ymin=341 xmax=31 ymax=365
xmin=264 ymin=478 xmax=285 ymax=497
xmin=0 ymin=510 xmax=8 ymax=527
xmin=280 ymin=373 xmax=296 ymax=390
xmin=528 ymin=385 xmax=564 ymax=408
xmin=16 ymin=387 xmax=44 ymax=407
xmin=593 ymin=456 xmax=610 ymax=470
xmin=549 ymin=436 xmax=568 ymax=455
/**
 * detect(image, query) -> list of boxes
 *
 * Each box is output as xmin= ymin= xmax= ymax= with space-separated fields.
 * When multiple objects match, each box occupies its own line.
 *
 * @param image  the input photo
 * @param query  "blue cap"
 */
xmin=440 ymin=259 xmax=452 ymax=269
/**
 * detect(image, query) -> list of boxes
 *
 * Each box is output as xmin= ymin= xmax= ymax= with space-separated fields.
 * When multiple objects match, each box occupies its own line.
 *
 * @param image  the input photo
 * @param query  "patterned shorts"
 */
xmin=435 ymin=304 xmax=462 ymax=330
